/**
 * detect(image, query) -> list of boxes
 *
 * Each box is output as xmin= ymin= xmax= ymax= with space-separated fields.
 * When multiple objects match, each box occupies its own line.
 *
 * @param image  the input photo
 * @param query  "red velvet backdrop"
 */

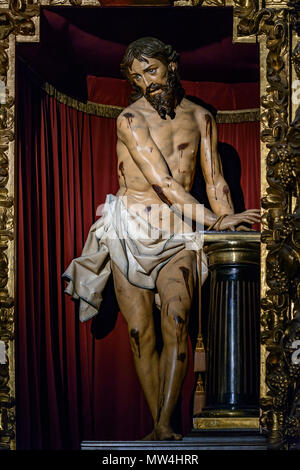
xmin=16 ymin=61 xmax=260 ymax=449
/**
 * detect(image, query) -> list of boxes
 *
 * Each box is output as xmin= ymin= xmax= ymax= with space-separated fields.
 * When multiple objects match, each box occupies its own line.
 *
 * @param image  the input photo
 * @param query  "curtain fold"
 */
xmin=16 ymin=59 xmax=260 ymax=449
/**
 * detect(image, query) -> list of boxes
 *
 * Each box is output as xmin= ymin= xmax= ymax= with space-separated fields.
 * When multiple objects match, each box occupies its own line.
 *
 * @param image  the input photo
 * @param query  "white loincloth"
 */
xmin=63 ymin=194 xmax=208 ymax=322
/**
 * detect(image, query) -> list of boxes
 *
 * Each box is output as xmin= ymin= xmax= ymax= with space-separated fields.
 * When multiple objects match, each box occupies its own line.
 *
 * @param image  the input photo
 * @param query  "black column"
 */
xmin=203 ymin=241 xmax=260 ymax=417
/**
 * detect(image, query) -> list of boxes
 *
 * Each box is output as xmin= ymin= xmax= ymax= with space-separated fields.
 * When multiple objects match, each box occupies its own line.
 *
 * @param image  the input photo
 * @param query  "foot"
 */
xmin=142 ymin=430 xmax=157 ymax=441
xmin=155 ymin=424 xmax=182 ymax=441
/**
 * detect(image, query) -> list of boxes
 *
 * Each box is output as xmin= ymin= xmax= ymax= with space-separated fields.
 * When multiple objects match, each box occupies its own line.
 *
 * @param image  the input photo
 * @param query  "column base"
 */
xmin=193 ymin=409 xmax=260 ymax=430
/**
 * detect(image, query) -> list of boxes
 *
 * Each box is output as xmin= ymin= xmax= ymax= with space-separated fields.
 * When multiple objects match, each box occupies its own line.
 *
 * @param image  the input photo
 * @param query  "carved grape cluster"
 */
xmin=284 ymin=416 xmax=300 ymax=438
xmin=271 ymin=213 xmax=294 ymax=238
xmin=278 ymin=159 xmax=296 ymax=190
xmin=267 ymin=260 xmax=289 ymax=293
xmin=0 ymin=308 xmax=13 ymax=325
xmin=288 ymin=363 xmax=300 ymax=381
xmin=280 ymin=214 xmax=295 ymax=237
xmin=269 ymin=372 xmax=289 ymax=408
xmin=268 ymin=362 xmax=289 ymax=389
xmin=267 ymin=145 xmax=296 ymax=190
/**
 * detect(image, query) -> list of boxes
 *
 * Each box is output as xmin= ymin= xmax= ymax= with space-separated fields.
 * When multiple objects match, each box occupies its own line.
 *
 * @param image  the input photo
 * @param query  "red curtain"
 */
xmin=16 ymin=62 xmax=260 ymax=449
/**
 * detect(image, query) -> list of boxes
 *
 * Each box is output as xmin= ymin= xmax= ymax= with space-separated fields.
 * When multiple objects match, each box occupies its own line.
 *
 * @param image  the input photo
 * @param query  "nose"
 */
xmin=142 ymin=75 xmax=151 ymax=89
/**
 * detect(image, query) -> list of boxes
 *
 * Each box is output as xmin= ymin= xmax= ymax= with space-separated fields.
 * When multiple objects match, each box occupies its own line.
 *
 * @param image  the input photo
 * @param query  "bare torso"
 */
xmin=116 ymin=96 xmax=202 ymax=207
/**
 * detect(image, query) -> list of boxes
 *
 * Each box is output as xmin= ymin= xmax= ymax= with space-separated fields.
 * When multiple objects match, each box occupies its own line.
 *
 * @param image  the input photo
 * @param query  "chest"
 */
xmin=144 ymin=110 xmax=200 ymax=163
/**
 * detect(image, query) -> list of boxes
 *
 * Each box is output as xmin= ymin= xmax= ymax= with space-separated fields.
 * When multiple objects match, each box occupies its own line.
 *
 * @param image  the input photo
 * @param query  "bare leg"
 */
xmin=111 ymin=262 xmax=159 ymax=435
xmin=155 ymin=249 xmax=196 ymax=440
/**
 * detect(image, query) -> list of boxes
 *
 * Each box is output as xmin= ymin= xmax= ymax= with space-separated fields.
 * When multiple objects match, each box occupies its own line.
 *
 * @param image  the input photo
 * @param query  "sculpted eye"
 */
xmin=148 ymin=68 xmax=156 ymax=74
xmin=135 ymin=74 xmax=141 ymax=81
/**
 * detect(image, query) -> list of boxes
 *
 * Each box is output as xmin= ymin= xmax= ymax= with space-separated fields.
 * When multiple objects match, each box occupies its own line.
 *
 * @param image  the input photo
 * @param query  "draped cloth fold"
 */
xmin=63 ymin=194 xmax=208 ymax=322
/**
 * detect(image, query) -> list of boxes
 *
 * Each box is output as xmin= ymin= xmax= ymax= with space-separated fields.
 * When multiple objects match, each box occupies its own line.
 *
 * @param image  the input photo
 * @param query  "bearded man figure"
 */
xmin=63 ymin=37 xmax=260 ymax=441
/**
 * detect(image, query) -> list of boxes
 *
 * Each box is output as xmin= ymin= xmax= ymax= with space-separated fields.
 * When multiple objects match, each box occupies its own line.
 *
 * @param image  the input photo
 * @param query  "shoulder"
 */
xmin=182 ymin=98 xmax=216 ymax=124
xmin=117 ymin=101 xmax=146 ymax=123
xmin=117 ymin=102 xmax=146 ymax=132
xmin=117 ymin=101 xmax=152 ymax=145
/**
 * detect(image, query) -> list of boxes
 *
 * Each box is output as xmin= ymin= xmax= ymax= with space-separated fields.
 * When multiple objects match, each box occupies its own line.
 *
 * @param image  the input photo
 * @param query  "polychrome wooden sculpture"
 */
xmin=63 ymin=37 xmax=260 ymax=440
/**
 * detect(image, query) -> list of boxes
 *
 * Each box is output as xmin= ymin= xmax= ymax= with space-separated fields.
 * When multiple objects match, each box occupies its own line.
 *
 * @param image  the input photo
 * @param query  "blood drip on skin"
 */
xmin=152 ymin=184 xmax=172 ymax=206
xmin=179 ymin=266 xmax=191 ymax=299
xmin=177 ymin=143 xmax=188 ymax=173
xmin=177 ymin=353 xmax=186 ymax=363
xmin=130 ymin=328 xmax=141 ymax=358
xmin=174 ymin=315 xmax=185 ymax=354
xmin=124 ymin=112 xmax=134 ymax=127
xmin=223 ymin=185 xmax=232 ymax=208
xmin=166 ymin=304 xmax=169 ymax=317
xmin=205 ymin=114 xmax=217 ymax=200
xmin=119 ymin=161 xmax=127 ymax=193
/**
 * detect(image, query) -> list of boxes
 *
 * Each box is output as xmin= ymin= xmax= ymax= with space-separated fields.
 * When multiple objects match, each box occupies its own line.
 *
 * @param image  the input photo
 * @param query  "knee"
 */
xmin=161 ymin=302 xmax=189 ymax=344
xmin=127 ymin=318 xmax=155 ymax=357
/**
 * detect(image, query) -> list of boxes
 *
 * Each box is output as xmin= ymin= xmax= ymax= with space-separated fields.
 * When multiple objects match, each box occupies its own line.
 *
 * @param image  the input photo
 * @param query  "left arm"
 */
xmin=196 ymin=109 xmax=234 ymax=216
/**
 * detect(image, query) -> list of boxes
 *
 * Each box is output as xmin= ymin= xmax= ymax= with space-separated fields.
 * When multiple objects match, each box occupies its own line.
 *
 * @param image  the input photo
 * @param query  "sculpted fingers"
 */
xmin=243 ymin=209 xmax=260 ymax=214
xmin=238 ymin=209 xmax=260 ymax=224
xmin=243 ymin=216 xmax=260 ymax=224
xmin=219 ymin=212 xmax=260 ymax=230
xmin=236 ymin=225 xmax=254 ymax=231
xmin=218 ymin=216 xmax=237 ymax=230
xmin=242 ymin=209 xmax=260 ymax=219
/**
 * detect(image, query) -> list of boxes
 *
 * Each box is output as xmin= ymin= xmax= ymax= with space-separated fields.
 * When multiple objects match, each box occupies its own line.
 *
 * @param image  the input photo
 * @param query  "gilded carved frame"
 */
xmin=0 ymin=0 xmax=299 ymax=450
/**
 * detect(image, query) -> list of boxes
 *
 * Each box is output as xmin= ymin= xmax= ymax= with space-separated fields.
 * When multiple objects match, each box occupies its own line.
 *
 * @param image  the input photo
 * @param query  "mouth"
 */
xmin=149 ymin=89 xmax=162 ymax=96
xmin=146 ymin=85 xmax=164 ymax=96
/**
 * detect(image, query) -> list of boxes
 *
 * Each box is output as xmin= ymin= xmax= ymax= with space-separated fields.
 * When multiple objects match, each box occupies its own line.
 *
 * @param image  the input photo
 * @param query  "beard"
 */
xmin=143 ymin=68 xmax=185 ymax=120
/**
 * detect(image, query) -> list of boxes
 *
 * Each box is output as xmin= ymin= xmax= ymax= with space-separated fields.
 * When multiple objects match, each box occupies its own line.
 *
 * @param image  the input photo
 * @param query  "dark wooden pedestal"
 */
xmin=194 ymin=237 xmax=260 ymax=431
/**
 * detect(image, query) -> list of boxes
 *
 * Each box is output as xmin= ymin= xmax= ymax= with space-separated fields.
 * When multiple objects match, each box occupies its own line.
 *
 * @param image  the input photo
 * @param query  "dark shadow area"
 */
xmin=16 ymin=6 xmax=259 ymax=101
xmin=91 ymin=274 xmax=119 ymax=339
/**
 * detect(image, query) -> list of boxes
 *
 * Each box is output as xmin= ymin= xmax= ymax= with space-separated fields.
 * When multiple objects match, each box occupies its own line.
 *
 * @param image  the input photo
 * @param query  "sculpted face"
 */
xmin=129 ymin=58 xmax=170 ymax=96
xmin=129 ymin=57 xmax=180 ymax=120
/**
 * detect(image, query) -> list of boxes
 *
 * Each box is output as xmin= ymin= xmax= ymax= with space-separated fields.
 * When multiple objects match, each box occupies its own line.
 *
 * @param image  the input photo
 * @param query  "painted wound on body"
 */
xmin=177 ymin=353 xmax=186 ymax=363
xmin=178 ymin=143 xmax=189 ymax=173
xmin=223 ymin=184 xmax=232 ymax=208
xmin=179 ymin=266 xmax=191 ymax=299
xmin=123 ymin=112 xmax=134 ymax=126
xmin=130 ymin=328 xmax=141 ymax=358
xmin=174 ymin=315 xmax=186 ymax=361
xmin=205 ymin=114 xmax=217 ymax=200
xmin=119 ymin=161 xmax=127 ymax=192
xmin=152 ymin=184 xmax=172 ymax=207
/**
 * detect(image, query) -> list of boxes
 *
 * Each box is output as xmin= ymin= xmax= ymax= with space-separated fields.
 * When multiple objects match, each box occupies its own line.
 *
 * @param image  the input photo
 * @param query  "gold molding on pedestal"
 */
xmin=0 ymin=0 xmax=298 ymax=451
xmin=193 ymin=417 xmax=260 ymax=430
xmin=204 ymin=240 xmax=260 ymax=265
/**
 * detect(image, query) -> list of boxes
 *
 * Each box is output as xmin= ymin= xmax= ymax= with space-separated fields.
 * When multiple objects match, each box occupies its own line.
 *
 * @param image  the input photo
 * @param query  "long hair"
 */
xmin=120 ymin=37 xmax=181 ymax=103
